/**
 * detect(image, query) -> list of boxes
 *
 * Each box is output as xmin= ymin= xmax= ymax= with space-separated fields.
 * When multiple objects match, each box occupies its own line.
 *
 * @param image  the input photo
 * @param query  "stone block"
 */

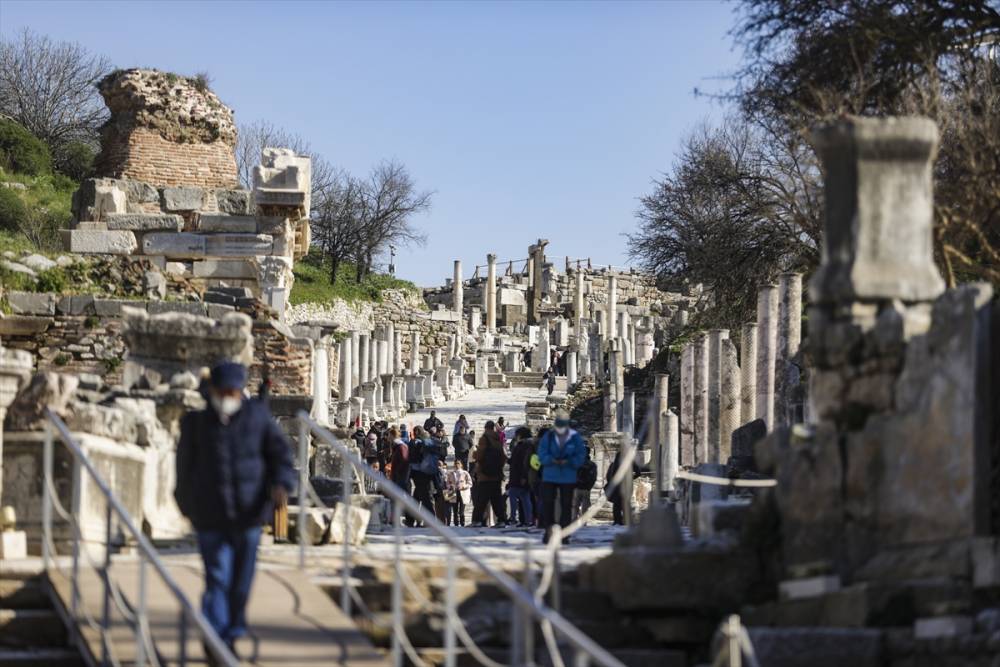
xmin=913 ymin=615 xmax=973 ymax=639
xmin=122 ymin=179 xmax=158 ymax=204
xmin=207 ymin=303 xmax=236 ymax=319
xmin=972 ymin=537 xmax=1000 ymax=589
xmin=0 ymin=316 xmax=52 ymax=336
xmin=62 ymin=229 xmax=138 ymax=255
xmin=214 ymin=189 xmax=252 ymax=215
xmin=161 ymin=186 xmax=204 ymax=211
xmin=1 ymin=259 xmax=35 ymax=277
xmin=301 ymin=507 xmax=332 ymax=545
xmin=6 ymin=291 xmax=56 ymax=315
xmin=143 ymin=271 xmax=166 ymax=299
xmin=105 ymin=213 xmax=184 ymax=231
xmin=20 ymin=254 xmax=56 ymax=272
xmin=192 ymin=259 xmax=256 ymax=279
xmin=779 ymin=576 xmax=842 ymax=600
xmin=198 ymin=214 xmax=257 ymax=233
xmin=746 ymin=627 xmax=882 ymax=667
xmin=146 ymin=301 xmax=208 ymax=316
xmin=94 ymin=298 xmax=139 ymax=317
xmin=164 ymin=261 xmax=187 ymax=275
xmin=56 ymin=295 xmax=96 ymax=315
xmin=142 ymin=233 xmax=206 ymax=258
xmin=329 ymin=502 xmax=371 ymax=546
xmin=204 ymin=234 xmax=273 ymax=257
xmin=254 ymin=188 xmax=306 ymax=208
xmin=74 ymin=221 xmax=108 ymax=230
xmin=0 ymin=531 xmax=27 ymax=559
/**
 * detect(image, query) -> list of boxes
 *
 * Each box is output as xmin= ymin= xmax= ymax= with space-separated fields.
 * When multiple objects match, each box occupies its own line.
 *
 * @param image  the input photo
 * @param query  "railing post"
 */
xmin=298 ymin=418 xmax=309 ymax=570
xmin=444 ymin=546 xmax=457 ymax=667
xmin=523 ymin=543 xmax=535 ymax=666
xmin=101 ymin=502 xmax=113 ymax=667
xmin=340 ymin=451 xmax=352 ymax=615
xmin=42 ymin=422 xmax=54 ymax=571
xmin=70 ymin=455 xmax=82 ymax=624
xmin=551 ymin=541 xmax=562 ymax=614
xmin=392 ymin=498 xmax=404 ymax=667
xmin=574 ymin=648 xmax=590 ymax=667
xmin=178 ymin=606 xmax=188 ymax=666
xmin=136 ymin=557 xmax=148 ymax=667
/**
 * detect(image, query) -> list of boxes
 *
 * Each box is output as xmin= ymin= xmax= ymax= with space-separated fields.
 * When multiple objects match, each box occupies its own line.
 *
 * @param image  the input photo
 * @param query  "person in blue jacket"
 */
xmin=536 ymin=410 xmax=587 ymax=543
xmin=175 ymin=361 xmax=295 ymax=662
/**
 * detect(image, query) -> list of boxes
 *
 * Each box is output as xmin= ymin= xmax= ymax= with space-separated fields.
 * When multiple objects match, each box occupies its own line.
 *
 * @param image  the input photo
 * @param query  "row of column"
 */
xmin=677 ymin=273 xmax=802 ymax=467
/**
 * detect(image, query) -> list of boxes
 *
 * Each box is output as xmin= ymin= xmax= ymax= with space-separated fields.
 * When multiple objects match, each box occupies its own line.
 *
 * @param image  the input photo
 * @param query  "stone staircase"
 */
xmin=0 ymin=572 xmax=83 ymax=667
xmin=505 ymin=371 xmax=546 ymax=388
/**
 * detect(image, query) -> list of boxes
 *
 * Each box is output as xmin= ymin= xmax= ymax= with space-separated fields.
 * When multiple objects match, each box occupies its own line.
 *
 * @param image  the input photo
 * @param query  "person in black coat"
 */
xmin=605 ymin=449 xmax=641 ymax=526
xmin=175 ymin=362 xmax=295 ymax=658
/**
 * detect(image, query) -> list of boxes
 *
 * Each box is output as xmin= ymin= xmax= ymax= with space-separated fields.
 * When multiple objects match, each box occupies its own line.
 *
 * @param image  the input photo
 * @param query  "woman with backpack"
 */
xmin=507 ymin=427 xmax=535 ymax=527
xmin=471 ymin=421 xmax=507 ymax=527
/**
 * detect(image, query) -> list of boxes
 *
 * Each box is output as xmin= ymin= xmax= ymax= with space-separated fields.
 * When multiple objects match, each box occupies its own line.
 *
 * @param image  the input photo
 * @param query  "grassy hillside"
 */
xmin=290 ymin=251 xmax=419 ymax=305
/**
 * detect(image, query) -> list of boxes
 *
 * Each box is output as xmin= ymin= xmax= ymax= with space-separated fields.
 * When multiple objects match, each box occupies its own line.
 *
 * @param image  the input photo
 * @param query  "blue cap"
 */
xmin=210 ymin=361 xmax=247 ymax=391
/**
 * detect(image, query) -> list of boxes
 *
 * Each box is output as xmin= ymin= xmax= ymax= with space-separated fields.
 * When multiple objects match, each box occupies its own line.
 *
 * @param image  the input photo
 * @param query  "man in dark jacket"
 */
xmin=423 ymin=410 xmax=444 ymax=434
xmin=175 ymin=362 xmax=295 ymax=658
xmin=452 ymin=424 xmax=473 ymax=470
xmin=507 ymin=427 xmax=534 ymax=527
xmin=471 ymin=421 xmax=507 ymax=526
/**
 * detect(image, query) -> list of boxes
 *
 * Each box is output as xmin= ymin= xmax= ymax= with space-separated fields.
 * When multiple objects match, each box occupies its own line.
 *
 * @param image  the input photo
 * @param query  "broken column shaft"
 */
xmin=774 ymin=272 xmax=803 ymax=429
xmin=756 ymin=284 xmax=778 ymax=430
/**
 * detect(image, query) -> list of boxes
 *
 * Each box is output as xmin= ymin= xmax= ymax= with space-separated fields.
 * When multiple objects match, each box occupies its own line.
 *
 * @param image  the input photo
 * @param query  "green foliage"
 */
xmin=35 ymin=267 xmax=66 ymax=292
xmin=104 ymin=356 xmax=122 ymax=373
xmin=0 ymin=119 xmax=52 ymax=176
xmin=0 ymin=187 xmax=28 ymax=232
xmin=190 ymin=72 xmax=212 ymax=93
xmin=53 ymin=353 xmax=70 ymax=366
xmin=290 ymin=251 xmax=418 ymax=305
xmin=55 ymin=141 xmax=96 ymax=180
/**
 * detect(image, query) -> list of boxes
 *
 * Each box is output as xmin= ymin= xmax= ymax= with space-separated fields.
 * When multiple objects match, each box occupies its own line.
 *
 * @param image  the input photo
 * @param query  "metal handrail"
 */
xmin=42 ymin=409 xmax=238 ymax=667
xmin=296 ymin=411 xmax=627 ymax=667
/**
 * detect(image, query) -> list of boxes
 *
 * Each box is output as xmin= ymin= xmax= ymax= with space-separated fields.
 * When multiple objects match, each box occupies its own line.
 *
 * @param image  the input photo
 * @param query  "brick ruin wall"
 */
xmin=96 ymin=126 xmax=238 ymax=189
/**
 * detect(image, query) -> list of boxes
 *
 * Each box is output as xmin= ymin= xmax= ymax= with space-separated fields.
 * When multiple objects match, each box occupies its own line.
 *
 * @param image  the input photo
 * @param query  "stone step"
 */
xmin=0 ymin=609 xmax=67 ymax=647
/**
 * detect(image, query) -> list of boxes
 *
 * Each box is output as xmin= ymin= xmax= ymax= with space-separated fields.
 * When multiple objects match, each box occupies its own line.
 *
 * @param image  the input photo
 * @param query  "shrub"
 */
xmin=35 ymin=267 xmax=67 ymax=292
xmin=55 ymin=141 xmax=96 ymax=180
xmin=0 ymin=187 xmax=27 ymax=232
xmin=0 ymin=119 xmax=51 ymax=176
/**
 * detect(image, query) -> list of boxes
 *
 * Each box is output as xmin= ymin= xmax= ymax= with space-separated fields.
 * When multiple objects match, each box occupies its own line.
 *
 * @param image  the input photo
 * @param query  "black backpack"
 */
xmin=409 ymin=440 xmax=425 ymax=466
xmin=576 ymin=460 xmax=598 ymax=490
xmin=481 ymin=445 xmax=504 ymax=478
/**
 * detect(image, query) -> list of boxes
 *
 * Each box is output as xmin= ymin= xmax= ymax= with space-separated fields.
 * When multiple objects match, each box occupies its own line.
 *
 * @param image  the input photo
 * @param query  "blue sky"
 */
xmin=0 ymin=0 xmax=741 ymax=287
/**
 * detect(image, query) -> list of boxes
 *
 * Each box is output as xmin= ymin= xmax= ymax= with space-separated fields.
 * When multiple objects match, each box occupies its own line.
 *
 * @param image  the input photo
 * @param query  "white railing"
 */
xmin=297 ymin=411 xmax=629 ymax=667
xmin=712 ymin=615 xmax=760 ymax=667
xmin=42 ymin=409 xmax=238 ymax=667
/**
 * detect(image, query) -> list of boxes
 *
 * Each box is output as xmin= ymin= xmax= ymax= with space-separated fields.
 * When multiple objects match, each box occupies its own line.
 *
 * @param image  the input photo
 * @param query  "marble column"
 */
xmin=410 ymin=332 xmax=420 ymax=374
xmin=707 ymin=329 xmax=729 ymax=463
xmin=756 ymin=284 xmax=778 ymax=430
xmin=350 ymin=330 xmax=360 ymax=391
xmin=486 ymin=253 xmax=497 ymax=332
xmin=453 ymin=260 xmax=464 ymax=317
xmin=575 ymin=269 xmax=585 ymax=324
xmin=659 ymin=409 xmax=679 ymax=494
xmin=359 ymin=332 xmax=371 ymax=385
xmin=566 ymin=350 xmax=577 ymax=385
xmin=311 ymin=338 xmax=331 ymax=425
xmin=534 ymin=321 xmax=550 ymax=372
xmin=680 ymin=345 xmax=694 ymax=467
xmin=775 ymin=272 xmax=803 ymax=429
xmin=369 ymin=331 xmax=379 ymax=383
xmin=607 ymin=274 xmax=618 ymax=340
xmin=393 ymin=330 xmax=403 ymax=375
xmin=377 ymin=338 xmax=388 ymax=376
xmin=692 ymin=334 xmax=708 ymax=464
xmin=653 ymin=373 xmax=669 ymax=454
xmin=339 ymin=336 xmax=353 ymax=400
xmin=720 ymin=339 xmax=741 ymax=462
xmin=740 ymin=323 xmax=758 ymax=426
xmin=386 ymin=321 xmax=396 ymax=375
xmin=622 ymin=390 xmax=636 ymax=441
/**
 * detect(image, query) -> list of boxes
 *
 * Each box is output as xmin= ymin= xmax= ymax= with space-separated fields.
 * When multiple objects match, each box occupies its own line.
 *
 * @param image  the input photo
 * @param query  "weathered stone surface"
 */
xmin=329 ymin=502 xmax=371 ymax=546
xmin=6 ymin=292 xmax=56 ymax=316
xmin=145 ymin=301 xmax=207 ymax=317
xmin=5 ymin=372 xmax=79 ymax=431
xmin=214 ymin=189 xmax=251 ymax=215
xmin=62 ymin=229 xmax=138 ymax=255
xmin=161 ymin=186 xmax=204 ymax=211
xmin=122 ymin=309 xmax=253 ymax=370
xmin=0 ymin=316 xmax=53 ymax=336
xmin=56 ymin=295 xmax=96 ymax=316
xmin=197 ymin=214 xmax=257 ymax=233
xmin=94 ymin=298 xmax=141 ymax=317
xmin=143 ymin=271 xmax=166 ymax=299
xmin=19 ymin=254 xmax=57 ymax=272
xmin=730 ymin=418 xmax=766 ymax=464
xmin=745 ymin=627 xmax=883 ymax=667
xmin=142 ymin=232 xmax=206 ymax=257
xmin=205 ymin=233 xmax=273 ymax=257
xmin=121 ymin=179 xmax=159 ymax=204
xmin=105 ymin=213 xmax=183 ymax=231
xmin=1 ymin=260 xmax=35 ymax=277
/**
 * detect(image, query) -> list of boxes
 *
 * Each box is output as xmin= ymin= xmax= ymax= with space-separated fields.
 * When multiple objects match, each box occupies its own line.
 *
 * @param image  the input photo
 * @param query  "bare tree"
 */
xmin=235 ymin=120 xmax=312 ymax=189
xmin=0 ymin=29 xmax=111 ymax=161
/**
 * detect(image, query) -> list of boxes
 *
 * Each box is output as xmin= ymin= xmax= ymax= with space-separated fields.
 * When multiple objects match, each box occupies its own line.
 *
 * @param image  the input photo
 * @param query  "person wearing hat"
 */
xmin=175 ymin=361 xmax=295 ymax=662
xmin=536 ymin=410 xmax=586 ymax=543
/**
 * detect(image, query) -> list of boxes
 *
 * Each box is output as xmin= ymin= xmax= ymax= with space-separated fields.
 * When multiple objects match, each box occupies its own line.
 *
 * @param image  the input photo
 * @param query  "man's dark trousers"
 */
xmin=196 ymin=526 xmax=262 ymax=644
xmin=541 ymin=482 xmax=575 ymax=532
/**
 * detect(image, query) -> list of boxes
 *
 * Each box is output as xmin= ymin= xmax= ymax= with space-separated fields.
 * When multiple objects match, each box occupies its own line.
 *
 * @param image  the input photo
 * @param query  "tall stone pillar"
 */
xmin=359 ymin=332 xmax=371 ymax=385
xmin=680 ymin=346 xmax=694 ymax=466
xmin=707 ymin=329 xmax=729 ymax=463
xmin=339 ymin=337 xmax=353 ymax=400
xmin=386 ymin=321 xmax=395 ymax=375
xmin=622 ymin=390 xmax=636 ymax=441
xmin=775 ymin=272 xmax=803 ymax=429
xmin=350 ymin=330 xmax=360 ymax=391
xmin=486 ymin=253 xmax=497 ymax=332
xmin=607 ymin=274 xmax=618 ymax=340
xmin=660 ymin=409 xmax=679 ymax=494
xmin=528 ymin=239 xmax=548 ymax=325
xmin=740 ymin=323 xmax=758 ymax=426
xmin=756 ymin=285 xmax=778 ymax=430
xmin=720 ymin=339 xmax=741 ymax=462
xmin=534 ymin=321 xmax=550 ymax=372
xmin=392 ymin=330 xmax=403 ymax=375
xmin=692 ymin=335 xmax=708 ymax=464
xmin=574 ymin=269 xmax=585 ymax=324
xmin=369 ymin=331 xmax=379 ymax=382
xmin=566 ymin=351 xmax=577 ymax=386
xmin=377 ymin=338 xmax=388 ymax=376
xmin=652 ymin=373 xmax=669 ymax=454
xmin=453 ymin=260 xmax=464 ymax=318
xmin=409 ymin=332 xmax=420 ymax=374
xmin=311 ymin=338 xmax=331 ymax=425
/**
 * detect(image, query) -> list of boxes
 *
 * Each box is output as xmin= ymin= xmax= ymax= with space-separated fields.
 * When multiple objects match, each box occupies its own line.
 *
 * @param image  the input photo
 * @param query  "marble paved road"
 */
xmin=401 ymin=385 xmax=562 ymax=435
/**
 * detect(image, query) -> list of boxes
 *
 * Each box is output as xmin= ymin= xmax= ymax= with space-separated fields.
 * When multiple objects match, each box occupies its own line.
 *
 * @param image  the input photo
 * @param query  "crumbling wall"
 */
xmin=95 ymin=69 xmax=238 ymax=188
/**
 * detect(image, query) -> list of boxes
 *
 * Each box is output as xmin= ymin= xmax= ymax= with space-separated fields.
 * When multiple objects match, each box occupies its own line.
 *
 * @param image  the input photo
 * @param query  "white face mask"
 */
xmin=555 ymin=425 xmax=568 ymax=435
xmin=212 ymin=395 xmax=243 ymax=418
